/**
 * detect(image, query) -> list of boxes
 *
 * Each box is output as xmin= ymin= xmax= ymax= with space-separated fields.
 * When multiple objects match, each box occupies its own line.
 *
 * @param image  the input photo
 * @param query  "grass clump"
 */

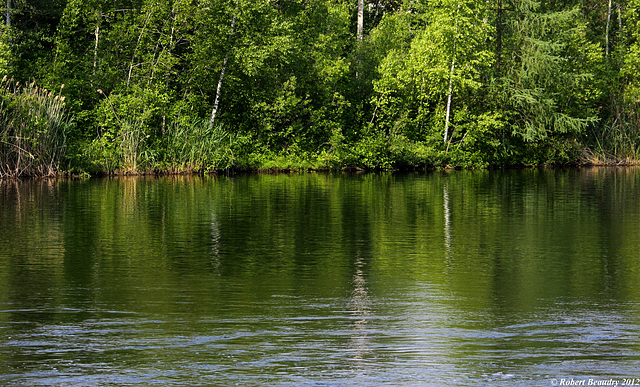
xmin=0 ymin=77 xmax=72 ymax=178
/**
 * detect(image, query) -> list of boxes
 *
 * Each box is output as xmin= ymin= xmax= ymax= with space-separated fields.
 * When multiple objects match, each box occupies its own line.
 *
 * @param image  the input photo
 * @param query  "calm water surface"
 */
xmin=1 ymin=169 xmax=640 ymax=385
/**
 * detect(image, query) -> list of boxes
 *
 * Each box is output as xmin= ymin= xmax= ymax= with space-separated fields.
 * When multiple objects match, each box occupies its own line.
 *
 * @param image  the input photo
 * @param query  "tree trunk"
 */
xmin=209 ymin=54 xmax=229 ymax=129
xmin=127 ymin=7 xmax=153 ymax=88
xmin=209 ymin=15 xmax=236 ymax=129
xmin=606 ymin=0 xmax=612 ymax=56
xmin=617 ymin=2 xmax=622 ymax=32
xmin=444 ymin=5 xmax=460 ymax=146
xmin=92 ymin=23 xmax=99 ymax=86
xmin=6 ymin=0 xmax=9 ymax=27
xmin=496 ymin=0 xmax=502 ymax=74
xmin=357 ymin=0 xmax=364 ymax=41
xmin=444 ymin=56 xmax=455 ymax=145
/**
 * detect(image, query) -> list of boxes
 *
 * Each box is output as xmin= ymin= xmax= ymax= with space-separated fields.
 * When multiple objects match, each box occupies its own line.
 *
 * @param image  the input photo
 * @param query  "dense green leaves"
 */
xmin=1 ymin=0 xmax=639 ymax=175
xmin=496 ymin=2 xmax=600 ymax=142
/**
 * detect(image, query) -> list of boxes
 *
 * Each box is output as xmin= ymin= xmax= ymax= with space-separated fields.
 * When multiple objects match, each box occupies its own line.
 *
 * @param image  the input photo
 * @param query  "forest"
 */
xmin=0 ymin=0 xmax=639 ymax=176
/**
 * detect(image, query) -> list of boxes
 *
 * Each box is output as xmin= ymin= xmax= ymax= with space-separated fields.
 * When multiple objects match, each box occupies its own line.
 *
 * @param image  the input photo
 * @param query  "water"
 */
xmin=1 ymin=169 xmax=640 ymax=385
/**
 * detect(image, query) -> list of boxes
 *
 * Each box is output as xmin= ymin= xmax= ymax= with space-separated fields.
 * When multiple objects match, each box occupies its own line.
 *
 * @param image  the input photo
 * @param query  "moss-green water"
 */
xmin=1 ymin=169 xmax=639 ymax=385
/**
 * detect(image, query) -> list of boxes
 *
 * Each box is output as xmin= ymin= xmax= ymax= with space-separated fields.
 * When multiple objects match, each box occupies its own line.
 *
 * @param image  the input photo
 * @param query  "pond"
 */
xmin=1 ymin=169 xmax=639 ymax=386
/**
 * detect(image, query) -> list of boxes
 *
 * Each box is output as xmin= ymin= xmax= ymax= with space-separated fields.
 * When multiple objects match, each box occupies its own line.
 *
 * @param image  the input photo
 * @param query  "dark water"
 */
xmin=1 ymin=169 xmax=640 ymax=386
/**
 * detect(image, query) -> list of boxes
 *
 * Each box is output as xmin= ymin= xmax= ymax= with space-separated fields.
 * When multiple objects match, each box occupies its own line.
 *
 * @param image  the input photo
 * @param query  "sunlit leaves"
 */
xmin=370 ymin=0 xmax=493 ymax=144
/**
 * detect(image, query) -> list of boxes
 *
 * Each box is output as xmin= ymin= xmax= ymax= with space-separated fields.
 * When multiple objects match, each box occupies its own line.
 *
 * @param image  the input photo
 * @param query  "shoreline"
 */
xmin=2 ymin=160 xmax=640 ymax=180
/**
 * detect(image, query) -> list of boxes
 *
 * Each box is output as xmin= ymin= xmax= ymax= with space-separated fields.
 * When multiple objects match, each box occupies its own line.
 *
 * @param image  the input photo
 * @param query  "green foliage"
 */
xmin=366 ymin=0 xmax=498 ymax=167
xmin=1 ymin=0 xmax=639 ymax=175
xmin=0 ymin=24 xmax=10 ymax=75
xmin=444 ymin=111 xmax=508 ymax=167
xmin=91 ymin=87 xmax=163 ymax=172
xmin=618 ymin=0 xmax=640 ymax=155
xmin=5 ymin=0 xmax=67 ymax=81
xmin=495 ymin=2 xmax=600 ymax=142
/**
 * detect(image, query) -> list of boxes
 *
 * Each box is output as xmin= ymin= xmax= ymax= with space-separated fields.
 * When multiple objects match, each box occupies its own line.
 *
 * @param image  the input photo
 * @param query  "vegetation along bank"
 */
xmin=1 ymin=0 xmax=640 ymax=177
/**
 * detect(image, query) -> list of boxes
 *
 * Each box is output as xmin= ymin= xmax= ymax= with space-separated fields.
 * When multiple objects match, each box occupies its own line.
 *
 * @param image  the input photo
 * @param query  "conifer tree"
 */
xmin=495 ymin=0 xmax=599 ymax=141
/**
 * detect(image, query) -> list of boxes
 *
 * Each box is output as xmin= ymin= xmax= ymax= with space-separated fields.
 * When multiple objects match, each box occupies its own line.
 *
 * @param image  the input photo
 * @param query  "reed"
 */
xmin=0 ymin=77 xmax=71 ymax=178
xmin=163 ymin=117 xmax=234 ymax=172
xmin=584 ymin=111 xmax=640 ymax=165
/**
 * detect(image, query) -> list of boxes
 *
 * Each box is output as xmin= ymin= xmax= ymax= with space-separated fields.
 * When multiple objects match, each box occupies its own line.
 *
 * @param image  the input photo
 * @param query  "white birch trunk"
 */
xmin=444 ymin=57 xmax=455 ymax=145
xmin=209 ymin=15 xmax=236 ymax=129
xmin=617 ymin=3 xmax=622 ymax=32
xmin=606 ymin=0 xmax=612 ymax=56
xmin=209 ymin=54 xmax=229 ymax=129
xmin=444 ymin=4 xmax=460 ymax=146
xmin=92 ymin=24 xmax=99 ymax=86
xmin=126 ymin=8 xmax=153 ymax=88
xmin=357 ymin=0 xmax=364 ymax=41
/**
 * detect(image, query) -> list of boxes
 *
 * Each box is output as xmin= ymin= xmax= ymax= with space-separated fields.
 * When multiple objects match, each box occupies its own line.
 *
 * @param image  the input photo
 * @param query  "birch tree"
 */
xmin=372 ymin=0 xmax=492 ymax=145
xmin=444 ymin=4 xmax=460 ymax=146
xmin=357 ymin=0 xmax=364 ymax=41
xmin=209 ymin=15 xmax=235 ymax=129
xmin=607 ymin=0 xmax=613 ymax=55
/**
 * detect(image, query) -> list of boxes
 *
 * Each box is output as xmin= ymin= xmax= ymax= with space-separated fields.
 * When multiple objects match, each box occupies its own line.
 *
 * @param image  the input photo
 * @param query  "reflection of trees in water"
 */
xmin=347 ymin=253 xmax=371 ymax=363
xmin=0 ymin=179 xmax=59 ymax=220
xmin=210 ymin=211 xmax=221 ymax=272
xmin=444 ymin=181 xmax=452 ymax=259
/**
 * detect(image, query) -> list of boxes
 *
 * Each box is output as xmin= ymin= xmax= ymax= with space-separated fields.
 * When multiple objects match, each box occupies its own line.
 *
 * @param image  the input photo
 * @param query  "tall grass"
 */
xmin=95 ymin=89 xmax=153 ymax=173
xmin=162 ymin=117 xmax=235 ymax=172
xmin=583 ymin=98 xmax=640 ymax=166
xmin=0 ymin=77 xmax=71 ymax=177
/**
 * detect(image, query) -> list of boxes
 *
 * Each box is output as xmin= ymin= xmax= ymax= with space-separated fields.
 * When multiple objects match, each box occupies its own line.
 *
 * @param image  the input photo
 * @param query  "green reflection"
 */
xmin=0 ymin=169 xmax=639 ymax=384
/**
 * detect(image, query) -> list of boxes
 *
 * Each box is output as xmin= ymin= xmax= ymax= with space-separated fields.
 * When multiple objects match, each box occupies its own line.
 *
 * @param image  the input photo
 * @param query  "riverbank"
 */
xmin=2 ymin=1 xmax=640 ymax=182
xmin=4 ymin=155 xmax=640 ymax=181
xmin=3 ymin=126 xmax=640 ymax=180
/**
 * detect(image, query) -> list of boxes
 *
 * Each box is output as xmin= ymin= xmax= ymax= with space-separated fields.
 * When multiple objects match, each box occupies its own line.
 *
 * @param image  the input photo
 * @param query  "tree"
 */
xmin=613 ymin=0 xmax=640 ymax=155
xmin=189 ymin=0 xmax=355 ymax=154
xmin=371 ymin=0 xmax=493 ymax=146
xmin=357 ymin=0 xmax=363 ymax=41
xmin=494 ymin=0 xmax=600 ymax=142
xmin=209 ymin=14 xmax=235 ymax=129
xmin=2 ymin=0 xmax=66 ymax=80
